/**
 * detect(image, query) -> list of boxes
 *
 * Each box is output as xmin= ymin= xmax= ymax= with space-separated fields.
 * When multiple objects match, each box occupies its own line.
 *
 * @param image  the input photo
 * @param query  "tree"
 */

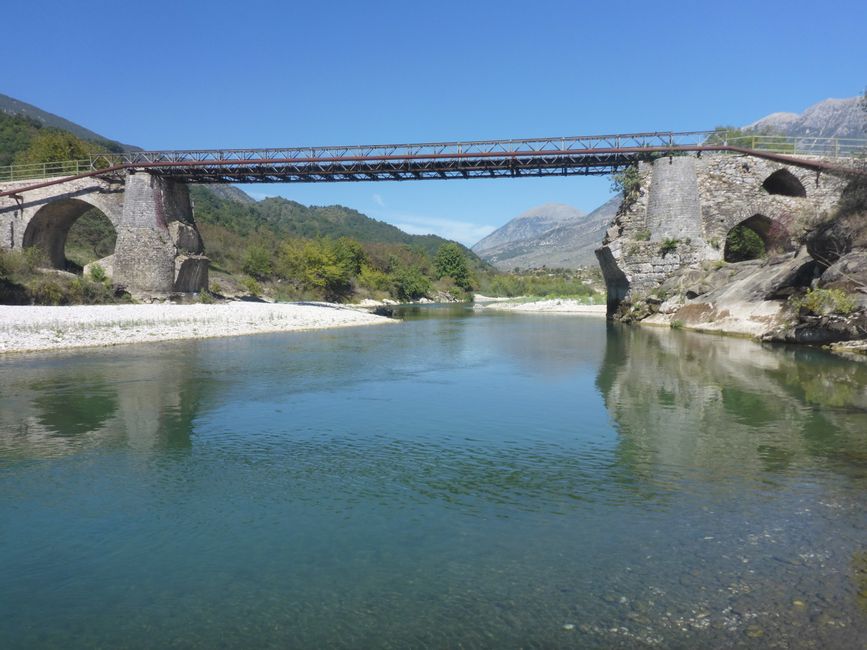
xmin=434 ymin=242 xmax=471 ymax=289
xmin=14 ymin=129 xmax=102 ymax=166
xmin=392 ymin=266 xmax=431 ymax=301
xmin=242 ymin=245 xmax=273 ymax=279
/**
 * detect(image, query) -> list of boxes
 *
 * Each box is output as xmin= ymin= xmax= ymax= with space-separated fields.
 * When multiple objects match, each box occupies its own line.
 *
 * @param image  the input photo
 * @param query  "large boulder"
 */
xmin=818 ymin=251 xmax=867 ymax=294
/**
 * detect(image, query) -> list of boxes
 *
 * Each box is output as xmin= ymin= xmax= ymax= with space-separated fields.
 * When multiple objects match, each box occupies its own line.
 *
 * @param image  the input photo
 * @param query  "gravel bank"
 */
xmin=0 ymin=302 xmax=395 ymax=354
xmin=474 ymin=298 xmax=606 ymax=315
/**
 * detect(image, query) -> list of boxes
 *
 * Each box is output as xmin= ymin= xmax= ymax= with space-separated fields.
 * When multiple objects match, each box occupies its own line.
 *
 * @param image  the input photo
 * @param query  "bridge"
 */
xmin=0 ymin=130 xmax=864 ymax=297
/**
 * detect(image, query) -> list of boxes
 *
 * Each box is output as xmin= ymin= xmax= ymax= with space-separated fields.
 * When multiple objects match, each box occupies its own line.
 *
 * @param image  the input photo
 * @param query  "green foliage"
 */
xmin=88 ymin=263 xmax=107 ymax=283
xmin=0 ymin=247 xmax=45 ymax=279
xmin=65 ymin=208 xmax=116 ymax=267
xmin=240 ymin=276 xmax=262 ymax=296
xmin=670 ymin=319 xmax=684 ymax=329
xmin=790 ymin=288 xmax=857 ymax=316
xmin=31 ymin=278 xmax=65 ymax=305
xmin=391 ymin=266 xmax=432 ymax=301
xmin=242 ymin=245 xmax=273 ymax=279
xmin=357 ymin=264 xmax=391 ymax=293
xmin=14 ymin=128 xmax=105 ymax=166
xmin=0 ymin=113 xmax=42 ymax=166
xmin=476 ymin=269 xmax=601 ymax=299
xmin=659 ymin=238 xmax=680 ymax=255
xmin=198 ymin=291 xmax=215 ymax=304
xmin=724 ymin=225 xmax=765 ymax=262
xmin=610 ymin=165 xmax=640 ymax=198
xmin=634 ymin=229 xmax=651 ymax=241
xmin=434 ymin=242 xmax=473 ymax=290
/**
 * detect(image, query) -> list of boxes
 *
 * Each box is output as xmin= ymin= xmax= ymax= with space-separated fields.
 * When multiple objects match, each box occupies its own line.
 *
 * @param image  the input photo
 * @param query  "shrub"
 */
xmin=242 ymin=245 xmax=273 ymax=280
xmin=790 ymin=288 xmax=857 ymax=316
xmin=392 ymin=266 xmax=431 ymax=301
xmin=31 ymin=278 xmax=65 ymax=305
xmin=611 ymin=165 xmax=640 ymax=198
xmin=88 ymin=263 xmax=107 ymax=283
xmin=241 ymin=276 xmax=262 ymax=297
xmin=659 ymin=238 xmax=680 ymax=255
xmin=357 ymin=264 xmax=391 ymax=293
xmin=670 ymin=319 xmax=684 ymax=329
xmin=634 ymin=229 xmax=651 ymax=241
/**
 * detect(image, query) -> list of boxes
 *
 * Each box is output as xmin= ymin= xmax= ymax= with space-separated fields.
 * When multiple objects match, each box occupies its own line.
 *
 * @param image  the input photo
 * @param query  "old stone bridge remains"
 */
xmin=0 ymin=132 xmax=855 ymax=297
xmin=595 ymin=154 xmax=850 ymax=313
xmin=0 ymin=173 xmax=208 ymax=294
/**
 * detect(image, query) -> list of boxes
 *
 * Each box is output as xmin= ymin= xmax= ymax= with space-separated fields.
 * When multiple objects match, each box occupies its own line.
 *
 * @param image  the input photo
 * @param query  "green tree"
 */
xmin=242 ymin=244 xmax=273 ymax=279
xmin=14 ymin=129 xmax=102 ymax=166
xmin=392 ymin=266 xmax=431 ymax=301
xmin=434 ymin=242 xmax=472 ymax=289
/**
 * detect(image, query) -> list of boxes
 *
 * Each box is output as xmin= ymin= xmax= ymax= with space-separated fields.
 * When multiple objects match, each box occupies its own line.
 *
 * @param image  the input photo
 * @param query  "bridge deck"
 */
xmin=0 ymin=131 xmax=864 ymax=197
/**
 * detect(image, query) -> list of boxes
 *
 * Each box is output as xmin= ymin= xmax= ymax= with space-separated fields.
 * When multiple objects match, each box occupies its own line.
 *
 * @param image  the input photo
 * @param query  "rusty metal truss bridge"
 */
xmin=1 ymin=131 xmax=865 ymax=198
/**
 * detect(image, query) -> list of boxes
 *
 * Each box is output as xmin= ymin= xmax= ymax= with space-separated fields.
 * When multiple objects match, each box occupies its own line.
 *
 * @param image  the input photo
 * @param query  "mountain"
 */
xmin=472 ymin=199 xmax=618 ymax=270
xmin=745 ymin=96 xmax=865 ymax=139
xmin=0 ymin=92 xmax=139 ymax=152
xmin=189 ymin=186 xmax=477 ymax=259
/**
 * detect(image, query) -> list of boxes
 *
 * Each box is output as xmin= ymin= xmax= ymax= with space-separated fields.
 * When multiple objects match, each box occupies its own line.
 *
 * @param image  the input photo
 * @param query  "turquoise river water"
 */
xmin=0 ymin=305 xmax=865 ymax=648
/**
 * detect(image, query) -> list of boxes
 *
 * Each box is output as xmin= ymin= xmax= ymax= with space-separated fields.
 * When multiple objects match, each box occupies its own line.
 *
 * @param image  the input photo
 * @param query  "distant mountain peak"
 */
xmin=472 ymin=198 xmax=619 ymax=270
xmin=745 ymin=96 xmax=865 ymax=139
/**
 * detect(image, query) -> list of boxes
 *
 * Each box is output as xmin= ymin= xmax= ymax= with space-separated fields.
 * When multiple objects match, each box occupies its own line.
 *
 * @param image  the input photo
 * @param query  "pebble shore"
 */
xmin=0 ymin=302 xmax=394 ymax=354
xmin=473 ymin=297 xmax=607 ymax=315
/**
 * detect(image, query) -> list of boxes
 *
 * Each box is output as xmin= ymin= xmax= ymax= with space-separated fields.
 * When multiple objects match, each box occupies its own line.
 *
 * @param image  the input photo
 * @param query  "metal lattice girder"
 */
xmin=1 ymin=130 xmax=865 ymax=197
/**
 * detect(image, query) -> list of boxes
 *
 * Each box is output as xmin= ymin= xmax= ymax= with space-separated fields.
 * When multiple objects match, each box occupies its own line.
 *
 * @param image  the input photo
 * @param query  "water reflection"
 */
xmin=0 ymin=346 xmax=210 ymax=459
xmin=597 ymin=324 xmax=867 ymax=489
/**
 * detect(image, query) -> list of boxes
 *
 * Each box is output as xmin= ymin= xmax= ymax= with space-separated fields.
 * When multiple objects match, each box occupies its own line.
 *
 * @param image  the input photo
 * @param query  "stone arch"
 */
xmin=762 ymin=169 xmax=806 ymax=197
xmin=723 ymin=214 xmax=781 ymax=262
xmin=22 ymin=198 xmax=119 ymax=270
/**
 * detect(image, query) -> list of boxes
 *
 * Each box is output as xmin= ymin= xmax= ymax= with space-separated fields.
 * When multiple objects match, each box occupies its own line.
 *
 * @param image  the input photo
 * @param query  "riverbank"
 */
xmin=473 ymin=296 xmax=606 ymax=315
xmin=0 ymin=302 xmax=394 ymax=354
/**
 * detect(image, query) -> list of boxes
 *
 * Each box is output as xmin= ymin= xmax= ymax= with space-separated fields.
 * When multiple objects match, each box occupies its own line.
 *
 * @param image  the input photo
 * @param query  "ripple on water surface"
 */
xmin=0 ymin=312 xmax=866 ymax=648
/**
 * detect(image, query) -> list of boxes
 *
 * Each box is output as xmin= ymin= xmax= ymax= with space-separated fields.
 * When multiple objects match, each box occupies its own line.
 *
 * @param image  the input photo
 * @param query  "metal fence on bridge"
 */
xmin=1 ymin=132 xmax=864 ymax=184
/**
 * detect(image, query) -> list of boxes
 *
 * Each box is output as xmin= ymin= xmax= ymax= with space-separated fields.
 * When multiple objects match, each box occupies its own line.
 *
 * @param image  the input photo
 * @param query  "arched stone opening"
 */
xmin=724 ymin=214 xmax=778 ymax=262
xmin=23 ymin=199 xmax=117 ymax=273
xmin=762 ymin=169 xmax=806 ymax=197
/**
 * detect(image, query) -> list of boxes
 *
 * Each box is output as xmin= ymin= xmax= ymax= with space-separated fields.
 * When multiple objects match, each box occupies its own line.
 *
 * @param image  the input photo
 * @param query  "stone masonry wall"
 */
xmin=0 ymin=173 xmax=208 ymax=295
xmin=596 ymin=153 xmax=850 ymax=314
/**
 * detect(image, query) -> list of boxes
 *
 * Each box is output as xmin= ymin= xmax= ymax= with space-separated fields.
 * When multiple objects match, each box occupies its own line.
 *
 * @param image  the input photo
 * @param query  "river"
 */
xmin=1 ymin=305 xmax=865 ymax=648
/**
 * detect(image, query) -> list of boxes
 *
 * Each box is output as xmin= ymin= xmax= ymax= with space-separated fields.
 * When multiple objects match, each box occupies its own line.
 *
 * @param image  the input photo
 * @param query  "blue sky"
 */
xmin=3 ymin=0 xmax=865 ymax=244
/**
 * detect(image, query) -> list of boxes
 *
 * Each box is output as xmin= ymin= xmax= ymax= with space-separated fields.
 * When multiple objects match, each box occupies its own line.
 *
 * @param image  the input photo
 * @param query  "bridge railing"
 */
xmin=707 ymin=134 xmax=866 ymax=157
xmin=1 ymin=132 xmax=865 ymax=184
xmin=0 ymin=159 xmax=95 ymax=183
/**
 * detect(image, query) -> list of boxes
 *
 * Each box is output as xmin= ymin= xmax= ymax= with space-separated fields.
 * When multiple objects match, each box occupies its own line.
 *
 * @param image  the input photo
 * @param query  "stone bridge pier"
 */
xmin=0 ymin=172 xmax=208 ymax=295
xmin=595 ymin=154 xmax=849 ymax=315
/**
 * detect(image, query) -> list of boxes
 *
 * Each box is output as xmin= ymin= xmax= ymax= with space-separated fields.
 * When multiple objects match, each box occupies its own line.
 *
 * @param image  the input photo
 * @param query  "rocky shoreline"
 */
xmin=0 ymin=302 xmax=394 ymax=355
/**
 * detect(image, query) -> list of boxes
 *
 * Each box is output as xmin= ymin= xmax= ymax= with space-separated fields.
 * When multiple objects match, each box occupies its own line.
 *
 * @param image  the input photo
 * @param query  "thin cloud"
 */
xmin=372 ymin=193 xmax=386 ymax=207
xmin=391 ymin=214 xmax=496 ymax=246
